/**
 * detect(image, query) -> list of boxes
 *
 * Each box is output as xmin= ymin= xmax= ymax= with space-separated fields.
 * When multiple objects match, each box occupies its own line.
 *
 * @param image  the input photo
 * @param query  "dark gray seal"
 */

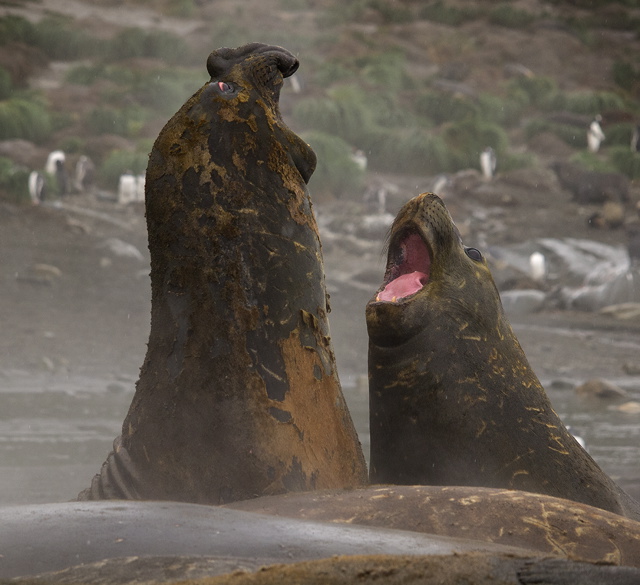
xmin=366 ymin=192 xmax=640 ymax=521
xmin=78 ymin=43 xmax=366 ymax=504
xmin=0 ymin=500 xmax=538 ymax=580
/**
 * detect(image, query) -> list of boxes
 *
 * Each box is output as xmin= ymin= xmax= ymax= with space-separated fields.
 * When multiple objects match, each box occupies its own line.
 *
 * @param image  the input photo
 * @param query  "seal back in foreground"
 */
xmin=79 ymin=44 xmax=366 ymax=504
xmin=366 ymin=192 xmax=640 ymax=521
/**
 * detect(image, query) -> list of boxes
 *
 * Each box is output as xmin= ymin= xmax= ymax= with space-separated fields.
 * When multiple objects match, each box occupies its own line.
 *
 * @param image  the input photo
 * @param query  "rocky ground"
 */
xmin=2 ymin=165 xmax=640 ymax=387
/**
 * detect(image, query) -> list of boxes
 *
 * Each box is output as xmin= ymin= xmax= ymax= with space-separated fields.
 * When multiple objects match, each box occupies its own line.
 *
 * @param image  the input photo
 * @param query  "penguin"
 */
xmin=480 ymin=146 xmax=496 ymax=179
xmin=28 ymin=171 xmax=46 ymax=205
xmin=74 ymin=155 xmax=95 ymax=193
xmin=117 ymin=172 xmax=137 ymax=205
xmin=587 ymin=115 xmax=605 ymax=153
xmin=529 ymin=252 xmax=547 ymax=282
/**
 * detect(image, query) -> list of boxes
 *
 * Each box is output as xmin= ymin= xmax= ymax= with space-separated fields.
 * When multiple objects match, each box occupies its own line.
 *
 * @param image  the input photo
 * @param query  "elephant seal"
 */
xmin=4 ymin=492 xmax=640 ymax=582
xmin=0 ymin=500 xmax=539 ymax=580
xmin=14 ymin=555 xmax=640 ymax=585
xmin=366 ymin=192 xmax=640 ymax=521
xmin=78 ymin=43 xmax=366 ymax=504
xmin=226 ymin=485 xmax=640 ymax=567
xmin=4 ymin=500 xmax=640 ymax=584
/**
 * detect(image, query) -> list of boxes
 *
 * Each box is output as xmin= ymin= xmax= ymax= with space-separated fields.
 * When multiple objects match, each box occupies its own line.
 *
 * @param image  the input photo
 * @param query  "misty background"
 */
xmin=0 ymin=0 xmax=639 ymax=504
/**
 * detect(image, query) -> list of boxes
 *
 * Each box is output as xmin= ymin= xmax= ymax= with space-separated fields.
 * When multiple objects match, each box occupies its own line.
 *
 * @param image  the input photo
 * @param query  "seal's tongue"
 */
xmin=377 ymin=271 xmax=428 ymax=302
xmin=377 ymin=232 xmax=431 ymax=303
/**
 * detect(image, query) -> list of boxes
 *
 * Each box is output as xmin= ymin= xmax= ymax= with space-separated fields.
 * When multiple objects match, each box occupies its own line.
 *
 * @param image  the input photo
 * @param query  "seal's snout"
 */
xmin=278 ymin=55 xmax=299 ymax=78
xmin=206 ymin=43 xmax=298 ymax=90
xmin=377 ymin=231 xmax=431 ymax=303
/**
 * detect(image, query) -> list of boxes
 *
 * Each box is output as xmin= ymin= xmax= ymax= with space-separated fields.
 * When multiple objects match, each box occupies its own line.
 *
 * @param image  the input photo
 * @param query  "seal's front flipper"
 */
xmin=77 ymin=436 xmax=142 ymax=500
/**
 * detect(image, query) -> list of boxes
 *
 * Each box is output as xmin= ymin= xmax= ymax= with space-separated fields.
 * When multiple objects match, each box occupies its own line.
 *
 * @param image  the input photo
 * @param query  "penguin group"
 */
xmin=28 ymin=150 xmax=95 ymax=205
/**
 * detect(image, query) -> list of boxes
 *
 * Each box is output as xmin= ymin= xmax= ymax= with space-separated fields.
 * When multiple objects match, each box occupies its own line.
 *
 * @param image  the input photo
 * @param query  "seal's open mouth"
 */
xmin=377 ymin=231 xmax=431 ymax=303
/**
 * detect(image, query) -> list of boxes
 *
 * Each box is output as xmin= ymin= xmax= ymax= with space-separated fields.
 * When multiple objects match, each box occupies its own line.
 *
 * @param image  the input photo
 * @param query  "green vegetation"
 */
xmin=293 ymin=85 xmax=377 ymax=148
xmin=416 ymin=91 xmax=477 ymax=125
xmin=559 ymin=90 xmax=625 ymax=116
xmin=524 ymin=119 xmax=586 ymax=149
xmin=442 ymin=117 xmax=508 ymax=170
xmin=547 ymin=137 xmax=640 ymax=180
xmin=0 ymin=156 xmax=30 ymax=203
xmin=165 ymin=0 xmax=196 ymax=18
xmin=58 ymin=136 xmax=85 ymax=155
xmin=127 ymin=69 xmax=203 ymax=117
xmin=507 ymin=75 xmax=559 ymax=109
xmin=0 ymin=15 xmax=196 ymax=64
xmin=375 ymin=128 xmax=450 ymax=174
xmin=86 ymin=106 xmax=149 ymax=138
xmin=0 ymin=15 xmax=97 ymax=60
xmin=0 ymin=98 xmax=51 ymax=142
xmin=613 ymin=61 xmax=640 ymax=94
xmin=106 ymin=28 xmax=193 ymax=64
xmin=99 ymin=148 xmax=150 ymax=189
xmin=609 ymin=146 xmax=640 ymax=180
xmin=488 ymin=4 xmax=536 ymax=29
xmin=569 ymin=150 xmax=616 ymax=173
xmin=2 ymin=0 xmax=640 ymax=205
xmin=68 ymin=65 xmax=202 ymax=137
xmin=0 ymin=15 xmax=35 ymax=45
xmin=0 ymin=66 xmax=11 ymax=101
xmin=209 ymin=16 xmax=250 ymax=49
xmin=369 ymin=0 xmax=413 ymax=24
xmin=279 ymin=0 xmax=316 ymax=8
xmin=357 ymin=51 xmax=410 ymax=89
xmin=320 ymin=2 xmax=369 ymax=26
xmin=303 ymin=130 xmax=365 ymax=198
xmin=419 ymin=2 xmax=479 ymax=26
xmin=604 ymin=123 xmax=637 ymax=148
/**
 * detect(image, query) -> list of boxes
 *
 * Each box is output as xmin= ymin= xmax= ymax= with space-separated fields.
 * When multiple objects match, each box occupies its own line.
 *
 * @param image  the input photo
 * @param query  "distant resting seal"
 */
xmin=4 ymin=498 xmax=640 ymax=583
xmin=78 ymin=43 xmax=366 ymax=504
xmin=366 ymin=192 xmax=640 ymax=521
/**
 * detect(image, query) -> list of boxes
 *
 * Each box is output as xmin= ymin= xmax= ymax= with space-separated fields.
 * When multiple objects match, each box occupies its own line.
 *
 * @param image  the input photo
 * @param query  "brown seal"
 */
xmin=366 ymin=192 xmax=640 ymax=521
xmin=226 ymin=485 xmax=640 ymax=567
xmin=15 ymin=554 xmax=640 ymax=585
xmin=78 ymin=43 xmax=366 ymax=504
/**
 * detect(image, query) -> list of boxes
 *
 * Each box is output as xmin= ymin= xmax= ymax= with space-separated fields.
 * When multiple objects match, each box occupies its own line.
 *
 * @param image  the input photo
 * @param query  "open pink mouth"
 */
xmin=377 ymin=232 xmax=431 ymax=303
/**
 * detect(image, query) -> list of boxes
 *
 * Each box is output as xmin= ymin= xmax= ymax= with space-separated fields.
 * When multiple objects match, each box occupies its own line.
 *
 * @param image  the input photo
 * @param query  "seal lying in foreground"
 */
xmin=227 ymin=485 xmax=640 ymax=566
xmin=78 ymin=43 xmax=366 ymax=504
xmin=367 ymin=192 xmax=640 ymax=521
xmin=4 ymin=499 xmax=640 ymax=584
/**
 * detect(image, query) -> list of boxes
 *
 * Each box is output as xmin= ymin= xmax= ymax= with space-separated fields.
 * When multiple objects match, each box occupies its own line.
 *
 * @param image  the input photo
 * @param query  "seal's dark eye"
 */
xmin=215 ymin=81 xmax=236 ymax=95
xmin=465 ymin=247 xmax=483 ymax=262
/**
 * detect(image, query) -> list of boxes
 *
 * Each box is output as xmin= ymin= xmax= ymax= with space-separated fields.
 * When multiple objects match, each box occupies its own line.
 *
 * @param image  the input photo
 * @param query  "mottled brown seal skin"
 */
xmin=226 ymin=485 xmax=640 ymax=567
xmin=78 ymin=43 xmax=366 ymax=504
xmin=366 ymin=192 xmax=640 ymax=521
xmin=18 ymin=554 xmax=640 ymax=585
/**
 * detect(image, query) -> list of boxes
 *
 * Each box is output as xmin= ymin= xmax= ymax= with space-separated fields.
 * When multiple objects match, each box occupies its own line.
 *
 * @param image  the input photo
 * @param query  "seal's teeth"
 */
xmin=376 ymin=294 xmax=381 ymax=302
xmin=392 ymin=296 xmax=397 ymax=302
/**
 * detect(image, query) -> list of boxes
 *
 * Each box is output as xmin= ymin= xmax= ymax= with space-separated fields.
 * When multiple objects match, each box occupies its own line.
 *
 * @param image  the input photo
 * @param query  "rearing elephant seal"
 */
xmin=79 ymin=44 xmax=367 ymax=504
xmin=367 ymin=192 xmax=640 ymax=521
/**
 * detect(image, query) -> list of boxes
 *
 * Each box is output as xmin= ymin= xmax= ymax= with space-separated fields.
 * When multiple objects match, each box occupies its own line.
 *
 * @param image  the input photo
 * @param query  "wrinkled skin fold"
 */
xmin=79 ymin=43 xmax=367 ymax=504
xmin=367 ymin=192 xmax=640 ymax=521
